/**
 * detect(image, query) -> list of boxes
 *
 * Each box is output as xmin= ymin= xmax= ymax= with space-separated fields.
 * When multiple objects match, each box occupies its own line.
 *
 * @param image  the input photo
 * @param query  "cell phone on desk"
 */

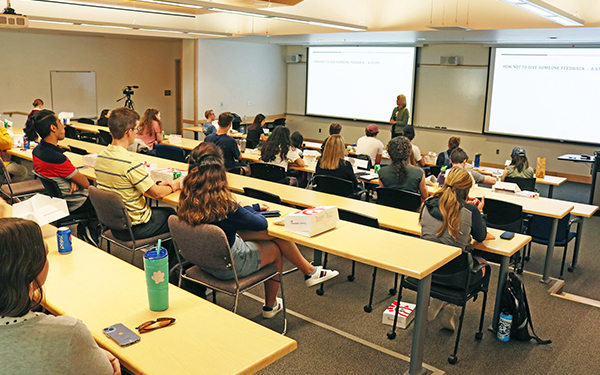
xmin=500 ymin=231 xmax=515 ymax=240
xmin=260 ymin=210 xmax=281 ymax=218
xmin=103 ymin=323 xmax=141 ymax=347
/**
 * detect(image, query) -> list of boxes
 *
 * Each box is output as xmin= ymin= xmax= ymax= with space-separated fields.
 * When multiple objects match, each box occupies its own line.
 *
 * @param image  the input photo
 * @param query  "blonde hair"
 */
xmin=420 ymin=168 xmax=472 ymax=241
xmin=320 ymin=134 xmax=345 ymax=170
xmin=397 ymin=94 xmax=406 ymax=107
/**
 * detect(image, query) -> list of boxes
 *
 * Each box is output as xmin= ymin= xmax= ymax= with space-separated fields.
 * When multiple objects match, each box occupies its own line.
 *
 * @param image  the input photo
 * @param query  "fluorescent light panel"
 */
xmin=499 ymin=0 xmax=584 ymax=26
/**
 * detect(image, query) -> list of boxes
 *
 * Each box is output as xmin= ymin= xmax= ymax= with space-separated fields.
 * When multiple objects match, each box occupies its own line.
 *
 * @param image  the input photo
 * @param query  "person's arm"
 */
xmin=69 ymin=319 xmax=116 ymax=375
xmin=465 ymin=202 xmax=487 ymax=242
xmin=483 ymin=175 xmax=497 ymax=185
xmin=417 ymin=157 xmax=425 ymax=167
xmin=260 ymin=133 xmax=268 ymax=142
xmin=375 ymin=142 xmax=384 ymax=165
xmin=419 ymin=174 xmax=429 ymax=200
xmin=154 ymin=122 xmax=163 ymax=144
xmin=390 ymin=108 xmax=397 ymax=124
xmin=501 ymin=169 xmax=508 ymax=182
xmin=0 ymin=127 xmax=12 ymax=151
xmin=234 ymin=204 xmax=269 ymax=231
xmin=398 ymin=107 xmax=410 ymax=125
xmin=287 ymin=149 xmax=305 ymax=168
xmin=344 ymin=161 xmax=359 ymax=189
xmin=375 ymin=153 xmax=382 ymax=165
xmin=68 ymin=171 xmax=91 ymax=193
xmin=145 ymin=180 xmax=180 ymax=200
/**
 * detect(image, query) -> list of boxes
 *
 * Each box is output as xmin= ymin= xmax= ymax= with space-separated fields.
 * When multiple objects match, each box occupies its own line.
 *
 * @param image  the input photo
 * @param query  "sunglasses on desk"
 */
xmin=135 ymin=317 xmax=176 ymax=334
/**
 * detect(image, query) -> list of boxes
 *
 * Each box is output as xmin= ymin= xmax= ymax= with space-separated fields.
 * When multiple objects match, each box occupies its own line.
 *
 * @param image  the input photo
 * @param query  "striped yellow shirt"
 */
xmin=95 ymin=145 xmax=155 ymax=225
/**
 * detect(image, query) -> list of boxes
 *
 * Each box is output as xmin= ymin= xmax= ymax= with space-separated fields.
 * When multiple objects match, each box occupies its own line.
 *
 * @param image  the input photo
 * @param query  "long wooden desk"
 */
xmin=41 ymin=226 xmax=296 ymax=375
xmin=183 ymin=115 xmax=287 ymax=140
xmin=70 ymin=121 xmax=103 ymax=134
xmin=474 ymin=166 xmax=567 ymax=197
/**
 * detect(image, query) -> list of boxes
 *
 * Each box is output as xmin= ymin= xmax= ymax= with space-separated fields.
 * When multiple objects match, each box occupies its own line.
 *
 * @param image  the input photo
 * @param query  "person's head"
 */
xmin=100 ymin=109 xmax=111 ymax=119
xmin=448 ymin=136 xmax=460 ymax=150
xmin=261 ymin=126 xmax=291 ymax=163
xmin=0 ymin=218 xmax=48 ymax=317
xmin=32 ymin=99 xmax=44 ymax=109
xmin=24 ymin=109 xmax=64 ymax=142
xmin=329 ymin=123 xmax=342 ymax=135
xmin=510 ymin=146 xmax=529 ymax=172
xmin=138 ymin=108 xmax=162 ymax=136
xmin=366 ymin=124 xmax=379 ymax=137
xmin=218 ymin=112 xmax=234 ymax=129
xmin=249 ymin=113 xmax=266 ymax=131
xmin=396 ymin=94 xmax=406 ymax=108
xmin=450 ymin=148 xmax=469 ymax=166
xmin=290 ymin=131 xmax=304 ymax=149
xmin=320 ymin=134 xmax=346 ymax=170
xmin=421 ymin=168 xmax=473 ymax=241
xmin=108 ymin=107 xmax=140 ymax=142
xmin=402 ymin=125 xmax=415 ymax=141
xmin=204 ymin=109 xmax=215 ymax=122
xmin=178 ymin=143 xmax=237 ymax=225
xmin=387 ymin=136 xmax=413 ymax=183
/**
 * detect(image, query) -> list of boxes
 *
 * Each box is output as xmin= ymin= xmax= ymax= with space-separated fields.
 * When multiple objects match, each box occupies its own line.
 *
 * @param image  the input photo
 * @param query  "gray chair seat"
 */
xmin=1 ymin=179 xmax=44 ymax=197
xmin=185 ymin=264 xmax=279 ymax=293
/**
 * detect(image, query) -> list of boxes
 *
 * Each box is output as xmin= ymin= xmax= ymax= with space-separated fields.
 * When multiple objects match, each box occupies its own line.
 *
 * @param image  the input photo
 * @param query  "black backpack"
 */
xmin=501 ymin=272 xmax=551 ymax=344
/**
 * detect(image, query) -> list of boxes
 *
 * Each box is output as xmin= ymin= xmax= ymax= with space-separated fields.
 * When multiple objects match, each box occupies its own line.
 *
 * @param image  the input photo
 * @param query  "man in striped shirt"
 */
xmin=95 ymin=107 xmax=180 ymax=242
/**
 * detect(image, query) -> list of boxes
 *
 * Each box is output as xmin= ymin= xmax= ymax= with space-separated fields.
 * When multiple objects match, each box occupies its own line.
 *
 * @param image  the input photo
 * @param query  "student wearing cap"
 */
xmin=502 ymin=147 xmax=534 ymax=180
xmin=355 ymin=124 xmax=384 ymax=165
xmin=390 ymin=94 xmax=409 ymax=138
xmin=403 ymin=125 xmax=425 ymax=167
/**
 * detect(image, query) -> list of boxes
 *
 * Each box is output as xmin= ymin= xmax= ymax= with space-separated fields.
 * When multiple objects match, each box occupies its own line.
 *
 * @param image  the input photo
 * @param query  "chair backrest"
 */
xmin=154 ymin=144 xmax=186 ymax=163
xmin=432 ymin=251 xmax=473 ymax=289
xmin=530 ymin=213 xmax=571 ymax=243
xmin=65 ymin=125 xmax=79 ymax=140
xmin=0 ymin=161 xmax=11 ymax=185
xmin=168 ymin=216 xmax=233 ymax=271
xmin=504 ymin=177 xmax=536 ymax=191
xmin=98 ymin=129 xmax=113 ymax=146
xmin=88 ymin=186 xmax=132 ymax=231
xmin=314 ymin=175 xmax=354 ymax=198
xmin=376 ymin=187 xmax=422 ymax=212
xmin=249 ymin=163 xmax=286 ymax=183
xmin=351 ymin=154 xmax=373 ymax=170
xmin=68 ymin=145 xmax=89 ymax=155
xmin=33 ymin=172 xmax=63 ymax=198
xmin=273 ymin=118 xmax=286 ymax=126
xmin=243 ymin=187 xmax=282 ymax=204
xmin=429 ymin=165 xmax=442 ymax=178
xmin=483 ymin=198 xmax=523 ymax=233
xmin=77 ymin=118 xmax=95 ymax=125
xmin=338 ymin=208 xmax=379 ymax=228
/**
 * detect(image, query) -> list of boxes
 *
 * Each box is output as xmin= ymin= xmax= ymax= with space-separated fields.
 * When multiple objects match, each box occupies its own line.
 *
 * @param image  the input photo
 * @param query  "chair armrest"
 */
xmin=470 ymin=262 xmax=490 ymax=275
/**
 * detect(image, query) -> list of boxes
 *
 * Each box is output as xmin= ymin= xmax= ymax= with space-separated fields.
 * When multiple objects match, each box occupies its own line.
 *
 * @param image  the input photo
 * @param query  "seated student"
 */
xmin=95 ymin=107 xmax=180 ymax=243
xmin=202 ymin=109 xmax=217 ymax=136
xmin=502 ymin=146 xmax=534 ymax=180
xmin=447 ymin=148 xmax=496 ymax=186
xmin=135 ymin=108 xmax=163 ymax=152
xmin=178 ymin=143 xmax=339 ymax=318
xmin=321 ymin=123 xmax=342 ymax=153
xmin=0 ymin=125 xmax=27 ymax=182
xmin=290 ymin=131 xmax=304 ymax=157
xmin=0 ymin=215 xmax=120 ymax=375
xmin=97 ymin=109 xmax=110 ymax=127
xmin=436 ymin=136 xmax=460 ymax=169
xmin=419 ymin=168 xmax=487 ymax=330
xmin=377 ymin=136 xmax=428 ymax=200
xmin=402 ymin=125 xmax=424 ymax=167
xmin=26 ymin=98 xmax=44 ymax=127
xmin=246 ymin=114 xmax=268 ymax=149
xmin=204 ymin=112 xmax=249 ymax=175
xmin=355 ymin=124 xmax=384 ymax=165
xmin=26 ymin=110 xmax=97 ymax=244
xmin=260 ymin=126 xmax=304 ymax=185
xmin=316 ymin=134 xmax=358 ymax=190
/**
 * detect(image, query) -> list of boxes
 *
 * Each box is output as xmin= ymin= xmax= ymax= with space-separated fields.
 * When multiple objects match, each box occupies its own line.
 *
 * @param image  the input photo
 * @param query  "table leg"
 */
xmin=547 ymin=185 xmax=554 ymax=198
xmin=194 ymin=132 xmax=199 ymax=141
xmin=571 ymin=219 xmax=584 ymax=270
xmin=491 ymin=256 xmax=510 ymax=332
xmin=312 ymin=250 xmax=323 ymax=267
xmin=541 ymin=217 xmax=559 ymax=283
xmin=405 ymin=274 xmax=431 ymax=375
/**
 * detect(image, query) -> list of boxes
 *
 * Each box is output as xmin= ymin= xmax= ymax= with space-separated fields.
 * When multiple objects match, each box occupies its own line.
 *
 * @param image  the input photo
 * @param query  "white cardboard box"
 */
xmin=12 ymin=194 xmax=69 ymax=226
xmin=493 ymin=181 xmax=521 ymax=193
xmin=382 ymin=301 xmax=416 ymax=329
xmin=142 ymin=161 xmax=158 ymax=173
xmin=151 ymin=167 xmax=187 ymax=182
xmin=284 ymin=206 xmax=338 ymax=237
xmin=83 ymin=153 xmax=98 ymax=168
xmin=11 ymin=134 xmax=23 ymax=148
xmin=168 ymin=134 xmax=182 ymax=144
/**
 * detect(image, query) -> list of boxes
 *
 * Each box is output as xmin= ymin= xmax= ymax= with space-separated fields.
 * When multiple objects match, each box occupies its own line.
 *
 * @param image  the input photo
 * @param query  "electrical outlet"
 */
xmin=220 ymin=102 xmax=224 ymax=107
xmin=496 ymin=149 xmax=500 ymax=154
xmin=319 ymin=128 xmax=321 ymax=133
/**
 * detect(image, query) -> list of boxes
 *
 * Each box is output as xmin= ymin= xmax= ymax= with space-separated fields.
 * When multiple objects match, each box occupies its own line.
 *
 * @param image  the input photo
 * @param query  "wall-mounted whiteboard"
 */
xmin=413 ymin=65 xmax=487 ymax=133
xmin=50 ymin=71 xmax=97 ymax=119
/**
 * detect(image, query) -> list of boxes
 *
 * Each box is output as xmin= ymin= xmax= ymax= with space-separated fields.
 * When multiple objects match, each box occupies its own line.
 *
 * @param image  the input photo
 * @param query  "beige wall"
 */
xmin=0 ymin=30 xmax=181 ymax=133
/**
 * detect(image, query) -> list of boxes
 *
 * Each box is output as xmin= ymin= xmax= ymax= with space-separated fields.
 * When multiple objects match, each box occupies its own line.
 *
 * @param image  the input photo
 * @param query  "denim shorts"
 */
xmin=203 ymin=234 xmax=262 ymax=280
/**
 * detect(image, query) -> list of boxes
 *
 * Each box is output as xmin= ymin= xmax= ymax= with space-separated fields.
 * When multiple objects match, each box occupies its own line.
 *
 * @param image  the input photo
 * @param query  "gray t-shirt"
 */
xmin=0 ymin=313 xmax=113 ymax=375
xmin=378 ymin=164 xmax=424 ymax=193
xmin=451 ymin=166 xmax=486 ymax=184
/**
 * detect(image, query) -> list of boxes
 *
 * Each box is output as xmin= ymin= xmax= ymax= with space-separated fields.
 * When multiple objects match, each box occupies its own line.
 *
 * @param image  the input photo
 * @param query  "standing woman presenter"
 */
xmin=390 ymin=94 xmax=409 ymax=139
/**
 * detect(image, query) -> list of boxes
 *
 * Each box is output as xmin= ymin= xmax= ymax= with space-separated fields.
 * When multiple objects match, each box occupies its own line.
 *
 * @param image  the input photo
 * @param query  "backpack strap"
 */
xmin=522 ymin=287 xmax=552 ymax=345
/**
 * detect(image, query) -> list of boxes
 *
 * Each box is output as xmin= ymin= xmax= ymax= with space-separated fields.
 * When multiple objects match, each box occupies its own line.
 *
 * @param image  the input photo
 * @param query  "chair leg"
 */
xmin=212 ymin=290 xmax=217 ymax=304
xmin=316 ymin=253 xmax=329 ymax=296
xmin=525 ymin=242 xmax=531 ymax=261
xmin=387 ymin=275 xmax=404 ymax=340
xmin=559 ymin=245 xmax=569 ymax=280
xmin=363 ymin=267 xmax=378 ymax=313
xmin=448 ymin=301 xmax=468 ymax=365
xmin=348 ymin=261 xmax=356 ymax=281
xmin=106 ymin=241 xmax=111 ymax=255
xmin=279 ymin=273 xmax=287 ymax=335
xmin=476 ymin=290 xmax=487 ymax=340
xmin=390 ymin=273 xmax=399 ymax=295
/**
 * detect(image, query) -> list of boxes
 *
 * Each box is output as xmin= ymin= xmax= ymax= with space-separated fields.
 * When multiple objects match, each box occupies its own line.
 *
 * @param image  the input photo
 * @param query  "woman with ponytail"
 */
xmin=419 ymin=168 xmax=488 ymax=330
xmin=178 ymin=143 xmax=338 ymax=319
xmin=377 ymin=136 xmax=428 ymax=199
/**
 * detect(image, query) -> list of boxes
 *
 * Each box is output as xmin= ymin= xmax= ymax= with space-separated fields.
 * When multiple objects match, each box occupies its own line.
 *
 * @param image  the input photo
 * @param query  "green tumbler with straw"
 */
xmin=143 ymin=239 xmax=169 ymax=311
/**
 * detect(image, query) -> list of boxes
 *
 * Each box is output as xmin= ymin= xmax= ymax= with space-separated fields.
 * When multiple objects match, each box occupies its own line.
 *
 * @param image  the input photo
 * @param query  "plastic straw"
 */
xmin=157 ymin=239 xmax=162 ymax=257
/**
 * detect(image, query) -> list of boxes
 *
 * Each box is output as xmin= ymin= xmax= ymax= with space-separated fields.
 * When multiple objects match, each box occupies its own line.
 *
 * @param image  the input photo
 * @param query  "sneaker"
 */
xmin=262 ymin=297 xmax=283 ymax=319
xmin=440 ymin=304 xmax=459 ymax=331
xmin=304 ymin=266 xmax=340 ymax=287
xmin=428 ymin=298 xmax=445 ymax=322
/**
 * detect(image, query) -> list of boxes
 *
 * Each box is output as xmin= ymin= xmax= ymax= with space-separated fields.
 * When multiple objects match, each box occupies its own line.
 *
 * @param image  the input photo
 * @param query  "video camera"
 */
xmin=122 ymin=85 xmax=138 ymax=96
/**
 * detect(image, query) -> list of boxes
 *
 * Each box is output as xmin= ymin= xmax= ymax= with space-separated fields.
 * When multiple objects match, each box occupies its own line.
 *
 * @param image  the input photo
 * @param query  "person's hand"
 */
xmin=477 ymin=196 xmax=485 ymax=212
xmin=161 ymin=180 xmax=179 ymax=192
xmin=0 ymin=197 xmax=9 ymax=218
xmin=69 ymin=182 xmax=79 ymax=194
xmin=102 ymin=349 xmax=121 ymax=375
xmin=259 ymin=203 xmax=269 ymax=211
xmin=390 ymin=120 xmax=396 ymax=124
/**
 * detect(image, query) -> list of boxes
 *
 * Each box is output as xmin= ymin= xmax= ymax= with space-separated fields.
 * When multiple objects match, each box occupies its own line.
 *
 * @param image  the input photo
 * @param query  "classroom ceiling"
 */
xmin=5 ymin=0 xmax=600 ymax=43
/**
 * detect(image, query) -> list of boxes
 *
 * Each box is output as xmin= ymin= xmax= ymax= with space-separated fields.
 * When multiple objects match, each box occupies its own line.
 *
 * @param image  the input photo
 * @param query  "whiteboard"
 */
xmin=50 ymin=71 xmax=97 ymax=119
xmin=413 ymin=65 xmax=487 ymax=133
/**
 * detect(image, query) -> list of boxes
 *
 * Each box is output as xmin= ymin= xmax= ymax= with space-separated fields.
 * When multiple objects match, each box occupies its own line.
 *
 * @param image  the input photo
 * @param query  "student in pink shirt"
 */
xmin=136 ymin=108 xmax=163 ymax=151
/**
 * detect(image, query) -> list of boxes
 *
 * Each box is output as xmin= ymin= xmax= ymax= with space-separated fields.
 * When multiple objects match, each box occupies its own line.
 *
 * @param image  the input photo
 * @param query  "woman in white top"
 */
xmin=260 ymin=126 xmax=304 ymax=185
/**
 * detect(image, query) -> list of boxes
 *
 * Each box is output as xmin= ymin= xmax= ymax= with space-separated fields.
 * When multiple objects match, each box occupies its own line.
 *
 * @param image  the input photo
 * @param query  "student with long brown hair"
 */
xmin=501 ymin=146 xmax=534 ymax=180
xmin=178 ymin=143 xmax=338 ymax=318
xmin=377 ymin=136 xmax=428 ymax=200
xmin=315 ymin=134 xmax=358 ymax=189
xmin=136 ymin=108 xmax=163 ymax=151
xmin=246 ymin=113 xmax=268 ymax=149
xmin=260 ymin=126 xmax=304 ymax=185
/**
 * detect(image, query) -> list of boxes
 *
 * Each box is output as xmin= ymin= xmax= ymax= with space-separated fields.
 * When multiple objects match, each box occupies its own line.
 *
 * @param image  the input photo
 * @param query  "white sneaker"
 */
xmin=262 ymin=297 xmax=283 ymax=319
xmin=440 ymin=304 xmax=459 ymax=331
xmin=428 ymin=298 xmax=445 ymax=321
xmin=304 ymin=266 xmax=339 ymax=287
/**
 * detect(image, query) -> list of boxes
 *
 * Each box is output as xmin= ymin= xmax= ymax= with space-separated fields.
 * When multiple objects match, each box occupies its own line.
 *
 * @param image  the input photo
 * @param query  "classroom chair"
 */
xmin=77 ymin=118 xmax=95 ymax=125
xmin=249 ymin=163 xmax=286 ymax=183
xmin=273 ymin=118 xmax=286 ymax=127
xmin=375 ymin=187 xmax=422 ymax=212
xmin=88 ymin=186 xmax=172 ymax=264
xmin=504 ymin=176 xmax=536 ymax=192
xmin=0 ymin=162 xmax=44 ymax=204
xmin=243 ymin=187 xmax=282 ymax=205
xmin=154 ymin=144 xmax=186 ymax=163
xmin=390 ymin=252 xmax=490 ymax=365
xmin=428 ymin=165 xmax=442 ymax=178
xmin=351 ymin=153 xmax=373 ymax=171
xmin=68 ymin=145 xmax=89 ymax=155
xmin=65 ymin=125 xmax=79 ymax=140
xmin=168 ymin=216 xmax=287 ymax=334
xmin=314 ymin=175 xmax=367 ymax=200
xmin=98 ymin=129 xmax=113 ymax=146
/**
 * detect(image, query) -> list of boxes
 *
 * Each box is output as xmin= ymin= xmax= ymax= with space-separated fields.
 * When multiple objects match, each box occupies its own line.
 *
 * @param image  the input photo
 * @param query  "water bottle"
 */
xmin=474 ymin=153 xmax=481 ymax=168
xmin=143 ymin=246 xmax=169 ymax=311
xmin=497 ymin=309 xmax=512 ymax=342
xmin=240 ymin=138 xmax=246 ymax=152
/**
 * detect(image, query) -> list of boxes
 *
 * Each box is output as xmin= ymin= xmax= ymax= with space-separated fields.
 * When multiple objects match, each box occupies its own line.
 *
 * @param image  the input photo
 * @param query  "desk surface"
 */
xmin=42 ymin=226 xmax=296 ymax=375
xmin=474 ymin=166 xmax=567 ymax=186
xmin=70 ymin=121 xmax=103 ymax=134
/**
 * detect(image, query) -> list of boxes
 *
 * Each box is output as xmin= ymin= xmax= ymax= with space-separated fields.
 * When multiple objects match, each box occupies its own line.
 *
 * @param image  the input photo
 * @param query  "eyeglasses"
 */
xmin=135 ymin=317 xmax=176 ymax=333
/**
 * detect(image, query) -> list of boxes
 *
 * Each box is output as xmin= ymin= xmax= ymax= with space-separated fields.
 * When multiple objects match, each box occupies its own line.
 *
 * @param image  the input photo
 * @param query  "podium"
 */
xmin=557 ymin=154 xmax=599 ymax=206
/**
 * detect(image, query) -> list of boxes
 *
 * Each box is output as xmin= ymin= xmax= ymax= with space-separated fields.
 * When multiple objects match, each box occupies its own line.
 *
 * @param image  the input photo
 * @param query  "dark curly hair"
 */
xmin=260 ymin=126 xmax=291 ymax=163
xmin=387 ymin=136 xmax=413 ymax=183
xmin=24 ymin=109 xmax=58 ymax=142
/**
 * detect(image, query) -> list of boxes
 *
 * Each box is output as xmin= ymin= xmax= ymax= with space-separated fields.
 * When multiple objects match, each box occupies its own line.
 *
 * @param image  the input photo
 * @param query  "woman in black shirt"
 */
xmin=315 ymin=134 xmax=358 ymax=189
xmin=246 ymin=114 xmax=268 ymax=149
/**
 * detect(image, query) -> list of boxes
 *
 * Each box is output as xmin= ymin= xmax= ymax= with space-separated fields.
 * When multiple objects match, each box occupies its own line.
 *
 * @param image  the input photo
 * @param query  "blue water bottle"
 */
xmin=474 ymin=153 xmax=481 ymax=168
xmin=497 ymin=309 xmax=512 ymax=342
